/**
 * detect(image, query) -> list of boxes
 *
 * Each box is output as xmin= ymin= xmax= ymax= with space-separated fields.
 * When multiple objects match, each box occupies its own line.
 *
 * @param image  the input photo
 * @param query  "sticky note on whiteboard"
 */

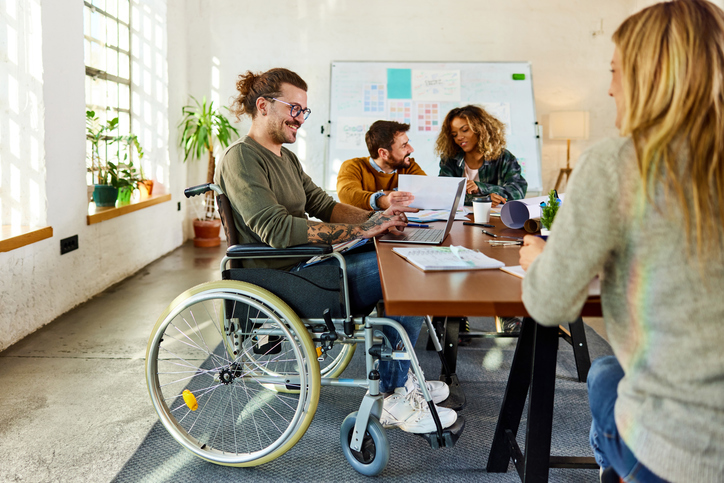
xmin=512 ymin=73 xmax=526 ymax=80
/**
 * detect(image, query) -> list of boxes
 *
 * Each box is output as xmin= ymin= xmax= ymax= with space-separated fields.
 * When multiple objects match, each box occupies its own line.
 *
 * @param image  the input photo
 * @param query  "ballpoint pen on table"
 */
xmin=481 ymin=229 xmax=523 ymax=241
xmin=407 ymin=223 xmax=429 ymax=228
xmin=463 ymin=222 xmax=495 ymax=228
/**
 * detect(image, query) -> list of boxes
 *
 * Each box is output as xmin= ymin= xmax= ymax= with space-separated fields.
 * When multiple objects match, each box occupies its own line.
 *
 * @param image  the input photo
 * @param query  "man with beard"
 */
xmin=215 ymin=68 xmax=457 ymax=433
xmin=337 ymin=120 xmax=427 ymax=210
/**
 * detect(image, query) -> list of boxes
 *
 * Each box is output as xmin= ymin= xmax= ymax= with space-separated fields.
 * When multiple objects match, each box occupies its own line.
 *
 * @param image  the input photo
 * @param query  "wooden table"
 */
xmin=374 ymin=215 xmax=601 ymax=482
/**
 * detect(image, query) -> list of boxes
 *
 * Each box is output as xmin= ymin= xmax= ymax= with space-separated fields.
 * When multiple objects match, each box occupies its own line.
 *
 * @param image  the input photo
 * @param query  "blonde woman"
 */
xmin=520 ymin=1 xmax=724 ymax=482
xmin=435 ymin=105 xmax=527 ymax=207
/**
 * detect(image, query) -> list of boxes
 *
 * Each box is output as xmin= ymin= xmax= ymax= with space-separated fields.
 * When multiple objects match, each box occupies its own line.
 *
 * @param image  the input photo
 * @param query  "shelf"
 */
xmin=87 ymin=193 xmax=172 ymax=225
xmin=0 ymin=226 xmax=54 ymax=252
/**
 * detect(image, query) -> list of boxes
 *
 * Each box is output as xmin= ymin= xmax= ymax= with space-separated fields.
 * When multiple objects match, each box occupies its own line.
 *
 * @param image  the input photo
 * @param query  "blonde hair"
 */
xmin=434 ymin=105 xmax=506 ymax=160
xmin=613 ymin=0 xmax=724 ymax=254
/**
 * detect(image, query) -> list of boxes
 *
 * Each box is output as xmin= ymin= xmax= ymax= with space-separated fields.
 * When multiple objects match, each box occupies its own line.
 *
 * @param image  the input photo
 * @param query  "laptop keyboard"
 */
xmin=403 ymin=228 xmax=444 ymax=242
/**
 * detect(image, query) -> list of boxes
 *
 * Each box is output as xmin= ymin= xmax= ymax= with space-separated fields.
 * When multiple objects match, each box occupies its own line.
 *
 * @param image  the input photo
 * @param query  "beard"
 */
xmin=388 ymin=154 xmax=411 ymax=170
xmin=268 ymin=117 xmax=301 ymax=145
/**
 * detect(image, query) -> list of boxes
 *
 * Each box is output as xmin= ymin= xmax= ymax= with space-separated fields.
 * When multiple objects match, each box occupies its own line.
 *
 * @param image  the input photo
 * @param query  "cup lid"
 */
xmin=472 ymin=196 xmax=491 ymax=202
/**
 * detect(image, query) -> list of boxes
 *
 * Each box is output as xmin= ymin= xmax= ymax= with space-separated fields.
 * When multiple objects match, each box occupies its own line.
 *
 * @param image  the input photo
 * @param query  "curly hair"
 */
xmin=229 ymin=68 xmax=307 ymax=121
xmin=434 ymin=105 xmax=506 ymax=160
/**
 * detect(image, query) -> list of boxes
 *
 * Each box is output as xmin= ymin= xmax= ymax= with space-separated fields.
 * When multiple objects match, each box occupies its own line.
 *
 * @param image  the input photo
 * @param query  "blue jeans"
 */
xmin=296 ymin=249 xmax=423 ymax=393
xmin=588 ymin=356 xmax=668 ymax=483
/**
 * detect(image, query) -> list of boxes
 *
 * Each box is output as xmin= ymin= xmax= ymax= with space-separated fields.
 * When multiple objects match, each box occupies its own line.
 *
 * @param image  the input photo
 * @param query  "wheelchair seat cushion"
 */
xmin=222 ymin=265 xmax=345 ymax=318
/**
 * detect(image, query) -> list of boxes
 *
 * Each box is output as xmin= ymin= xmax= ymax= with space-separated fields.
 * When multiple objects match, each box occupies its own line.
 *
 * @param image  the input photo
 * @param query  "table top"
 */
xmin=375 ymin=214 xmax=602 ymax=318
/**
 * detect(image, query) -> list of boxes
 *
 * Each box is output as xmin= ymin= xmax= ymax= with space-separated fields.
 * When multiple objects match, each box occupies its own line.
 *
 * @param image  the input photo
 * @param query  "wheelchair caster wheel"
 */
xmin=340 ymin=411 xmax=390 ymax=476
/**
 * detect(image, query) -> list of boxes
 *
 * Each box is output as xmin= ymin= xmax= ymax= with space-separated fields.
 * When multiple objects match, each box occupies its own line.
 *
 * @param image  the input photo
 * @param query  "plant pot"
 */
xmin=117 ymin=186 xmax=133 ymax=205
xmin=93 ymin=185 xmax=119 ymax=207
xmin=193 ymin=218 xmax=222 ymax=247
xmin=138 ymin=180 xmax=154 ymax=199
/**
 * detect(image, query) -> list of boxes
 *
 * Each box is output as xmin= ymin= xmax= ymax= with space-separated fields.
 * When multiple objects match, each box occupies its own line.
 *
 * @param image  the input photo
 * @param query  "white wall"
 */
xmin=180 ymin=0 xmax=636 ymax=197
xmin=0 ymin=0 xmax=185 ymax=351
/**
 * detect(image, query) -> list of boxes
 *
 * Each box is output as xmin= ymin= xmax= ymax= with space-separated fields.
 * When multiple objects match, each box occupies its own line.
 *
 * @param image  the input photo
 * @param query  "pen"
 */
xmin=463 ymin=222 xmax=495 ymax=228
xmin=407 ymin=223 xmax=429 ymax=228
xmin=482 ymin=230 xmax=524 ymax=241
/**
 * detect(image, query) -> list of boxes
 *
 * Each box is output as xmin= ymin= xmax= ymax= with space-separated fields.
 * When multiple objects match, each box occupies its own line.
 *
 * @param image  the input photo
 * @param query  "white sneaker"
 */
xmin=407 ymin=368 xmax=450 ymax=404
xmin=379 ymin=380 xmax=457 ymax=434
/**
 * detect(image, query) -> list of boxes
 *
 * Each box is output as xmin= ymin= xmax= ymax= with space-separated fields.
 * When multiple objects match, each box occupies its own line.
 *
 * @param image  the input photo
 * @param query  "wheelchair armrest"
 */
xmin=226 ymin=243 xmax=333 ymax=258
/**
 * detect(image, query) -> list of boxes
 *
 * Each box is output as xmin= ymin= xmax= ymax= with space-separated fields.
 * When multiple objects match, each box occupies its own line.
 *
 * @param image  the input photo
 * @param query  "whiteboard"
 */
xmin=326 ymin=61 xmax=542 ymax=193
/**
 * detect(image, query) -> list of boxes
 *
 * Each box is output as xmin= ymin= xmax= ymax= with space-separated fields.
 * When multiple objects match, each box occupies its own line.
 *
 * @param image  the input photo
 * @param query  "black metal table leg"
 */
xmin=520 ymin=324 xmax=559 ymax=482
xmin=486 ymin=317 xmax=537 ymax=473
xmin=568 ymin=318 xmax=591 ymax=383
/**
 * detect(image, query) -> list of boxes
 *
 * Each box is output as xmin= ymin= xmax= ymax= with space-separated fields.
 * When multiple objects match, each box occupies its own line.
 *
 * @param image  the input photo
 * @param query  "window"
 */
xmin=84 ymin=0 xmax=131 ymax=186
xmin=1 ymin=0 xmax=46 ymax=232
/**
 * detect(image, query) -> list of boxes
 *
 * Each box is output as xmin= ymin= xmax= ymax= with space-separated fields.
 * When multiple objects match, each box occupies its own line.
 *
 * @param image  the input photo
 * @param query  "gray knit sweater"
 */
xmin=522 ymin=137 xmax=724 ymax=482
xmin=215 ymin=136 xmax=337 ymax=270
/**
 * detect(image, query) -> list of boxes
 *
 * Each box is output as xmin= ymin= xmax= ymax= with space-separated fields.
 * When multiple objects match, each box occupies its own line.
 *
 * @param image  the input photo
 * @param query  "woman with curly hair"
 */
xmin=520 ymin=1 xmax=724 ymax=481
xmin=435 ymin=105 xmax=527 ymax=206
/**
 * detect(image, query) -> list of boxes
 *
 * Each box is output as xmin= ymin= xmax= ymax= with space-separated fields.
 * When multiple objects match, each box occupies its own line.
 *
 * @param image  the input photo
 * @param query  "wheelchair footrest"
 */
xmin=437 ymin=373 xmax=466 ymax=411
xmin=417 ymin=416 xmax=465 ymax=449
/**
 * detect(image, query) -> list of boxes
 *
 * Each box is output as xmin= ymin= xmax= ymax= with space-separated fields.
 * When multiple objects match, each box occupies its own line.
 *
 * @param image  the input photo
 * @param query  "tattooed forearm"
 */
xmin=307 ymin=222 xmax=362 ymax=244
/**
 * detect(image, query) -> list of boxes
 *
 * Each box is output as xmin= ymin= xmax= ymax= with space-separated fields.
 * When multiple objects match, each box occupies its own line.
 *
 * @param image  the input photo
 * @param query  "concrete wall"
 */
xmin=0 ymin=0 xmax=185 ymax=351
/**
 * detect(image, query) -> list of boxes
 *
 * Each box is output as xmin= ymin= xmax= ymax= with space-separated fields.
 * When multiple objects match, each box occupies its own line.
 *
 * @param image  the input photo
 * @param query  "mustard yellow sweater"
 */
xmin=336 ymin=157 xmax=426 ymax=210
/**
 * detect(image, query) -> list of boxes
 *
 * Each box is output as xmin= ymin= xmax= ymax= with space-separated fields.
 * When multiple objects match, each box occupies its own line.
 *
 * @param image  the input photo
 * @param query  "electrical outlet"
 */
xmin=60 ymin=235 xmax=79 ymax=255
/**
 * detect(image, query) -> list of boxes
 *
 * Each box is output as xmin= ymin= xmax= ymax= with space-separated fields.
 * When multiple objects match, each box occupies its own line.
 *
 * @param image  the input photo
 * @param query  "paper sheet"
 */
xmin=398 ymin=175 xmax=466 ymax=210
xmin=407 ymin=208 xmax=469 ymax=222
xmin=500 ymin=265 xmax=601 ymax=296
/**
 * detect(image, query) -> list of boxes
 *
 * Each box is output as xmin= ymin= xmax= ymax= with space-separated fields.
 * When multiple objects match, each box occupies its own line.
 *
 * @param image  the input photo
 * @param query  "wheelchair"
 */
xmin=144 ymin=183 xmax=465 ymax=476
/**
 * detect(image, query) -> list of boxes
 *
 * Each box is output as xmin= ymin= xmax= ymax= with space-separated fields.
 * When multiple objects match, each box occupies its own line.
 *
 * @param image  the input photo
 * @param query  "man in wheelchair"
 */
xmin=214 ymin=67 xmax=457 ymax=434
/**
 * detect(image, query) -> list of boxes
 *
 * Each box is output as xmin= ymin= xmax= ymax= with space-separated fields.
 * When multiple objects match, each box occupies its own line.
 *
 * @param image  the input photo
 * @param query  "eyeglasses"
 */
xmin=265 ymin=97 xmax=312 ymax=120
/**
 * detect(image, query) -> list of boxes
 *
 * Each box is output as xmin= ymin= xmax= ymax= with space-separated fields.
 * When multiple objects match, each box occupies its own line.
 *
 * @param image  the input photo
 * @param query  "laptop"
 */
xmin=378 ymin=178 xmax=465 ymax=245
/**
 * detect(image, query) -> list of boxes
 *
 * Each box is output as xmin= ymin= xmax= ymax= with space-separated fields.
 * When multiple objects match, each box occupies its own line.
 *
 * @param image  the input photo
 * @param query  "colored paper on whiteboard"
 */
xmin=387 ymin=69 xmax=412 ymax=99
xmin=389 ymin=100 xmax=413 ymax=124
xmin=363 ymin=83 xmax=386 ymax=113
xmin=412 ymin=70 xmax=461 ymax=101
xmin=415 ymin=102 xmax=441 ymax=133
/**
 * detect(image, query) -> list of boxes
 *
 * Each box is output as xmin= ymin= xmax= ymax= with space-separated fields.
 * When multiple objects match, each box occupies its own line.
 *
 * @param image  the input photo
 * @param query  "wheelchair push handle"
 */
xmin=184 ymin=183 xmax=223 ymax=198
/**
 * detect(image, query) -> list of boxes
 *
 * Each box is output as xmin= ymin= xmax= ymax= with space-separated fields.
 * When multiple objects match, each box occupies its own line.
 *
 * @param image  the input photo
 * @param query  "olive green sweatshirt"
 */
xmin=215 ymin=136 xmax=337 ymax=269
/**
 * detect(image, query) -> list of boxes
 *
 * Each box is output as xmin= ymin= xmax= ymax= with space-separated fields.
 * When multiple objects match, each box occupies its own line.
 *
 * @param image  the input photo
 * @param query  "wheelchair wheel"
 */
xmin=340 ymin=411 xmax=390 ymax=476
xmin=146 ymin=280 xmax=320 ymax=466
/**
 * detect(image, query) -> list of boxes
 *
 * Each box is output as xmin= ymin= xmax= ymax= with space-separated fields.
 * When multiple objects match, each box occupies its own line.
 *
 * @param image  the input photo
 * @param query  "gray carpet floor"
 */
xmin=114 ymin=318 xmax=612 ymax=482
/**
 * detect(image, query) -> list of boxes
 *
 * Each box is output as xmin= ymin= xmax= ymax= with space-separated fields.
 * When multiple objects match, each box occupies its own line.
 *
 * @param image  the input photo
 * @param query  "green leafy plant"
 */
xmin=540 ymin=190 xmax=561 ymax=230
xmin=86 ymin=110 xmax=145 ymax=190
xmin=178 ymin=96 xmax=239 ymax=220
xmin=86 ymin=110 xmax=119 ymax=186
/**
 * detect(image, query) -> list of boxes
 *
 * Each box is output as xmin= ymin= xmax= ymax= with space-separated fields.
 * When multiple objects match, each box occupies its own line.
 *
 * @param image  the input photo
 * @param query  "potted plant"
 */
xmin=86 ymin=110 xmax=145 ymax=207
xmin=137 ymin=165 xmax=154 ymax=199
xmin=539 ymin=189 xmax=561 ymax=236
xmin=86 ymin=110 xmax=119 ymax=206
xmin=179 ymin=96 xmax=239 ymax=247
xmin=113 ymin=134 xmax=144 ymax=205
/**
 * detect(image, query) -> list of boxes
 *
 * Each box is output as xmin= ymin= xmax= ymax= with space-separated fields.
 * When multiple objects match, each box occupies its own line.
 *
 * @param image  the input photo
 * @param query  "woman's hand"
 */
xmin=519 ymin=235 xmax=546 ymax=270
xmin=465 ymin=180 xmax=480 ymax=195
xmin=490 ymin=193 xmax=507 ymax=207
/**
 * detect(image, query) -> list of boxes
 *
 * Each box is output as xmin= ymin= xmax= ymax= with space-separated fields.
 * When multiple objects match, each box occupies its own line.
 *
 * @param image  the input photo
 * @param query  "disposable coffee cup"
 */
xmin=472 ymin=196 xmax=492 ymax=224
